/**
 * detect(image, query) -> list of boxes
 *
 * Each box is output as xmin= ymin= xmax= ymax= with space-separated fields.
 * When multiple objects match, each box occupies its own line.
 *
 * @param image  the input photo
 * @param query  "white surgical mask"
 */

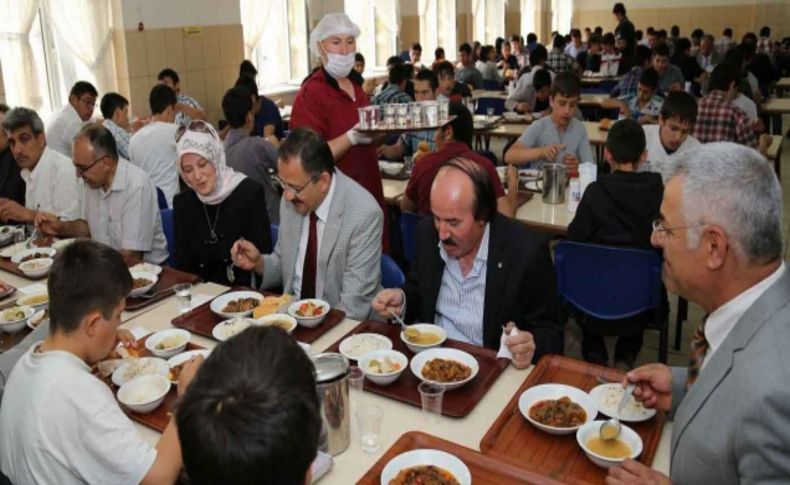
xmin=323 ymin=51 xmax=356 ymax=79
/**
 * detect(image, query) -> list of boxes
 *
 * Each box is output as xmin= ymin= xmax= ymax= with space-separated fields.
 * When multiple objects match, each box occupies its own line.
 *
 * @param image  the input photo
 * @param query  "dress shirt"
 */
xmin=22 ymin=147 xmax=82 ymax=221
xmin=102 ymin=119 xmax=131 ymax=160
xmin=128 ymin=121 xmax=179 ymax=207
xmin=694 ymin=91 xmax=758 ymax=148
xmin=434 ymin=223 xmax=490 ymax=345
xmin=372 ymin=84 xmax=412 ymax=106
xmin=175 ymin=93 xmax=203 ymax=127
xmin=547 ymin=48 xmax=580 ymax=73
xmin=517 ymin=116 xmax=595 ymax=169
xmin=701 ymin=263 xmax=786 ymax=371
xmin=45 ymin=104 xmax=85 ymax=157
xmin=292 ymin=176 xmax=336 ymax=298
xmin=641 ymin=124 xmax=701 ymax=181
xmin=223 ymin=128 xmax=280 ymax=224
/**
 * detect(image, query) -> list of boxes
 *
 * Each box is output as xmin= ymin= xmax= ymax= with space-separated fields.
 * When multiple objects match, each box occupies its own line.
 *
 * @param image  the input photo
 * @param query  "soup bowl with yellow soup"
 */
xmin=576 ymin=420 xmax=643 ymax=468
xmin=400 ymin=323 xmax=447 ymax=353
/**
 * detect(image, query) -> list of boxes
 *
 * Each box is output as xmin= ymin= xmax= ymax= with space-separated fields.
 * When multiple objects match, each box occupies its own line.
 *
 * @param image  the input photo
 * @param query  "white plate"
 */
xmin=588 ymin=383 xmax=657 ymax=423
xmin=338 ymin=333 xmax=392 ymax=361
xmin=129 ymin=271 xmax=159 ymax=297
xmin=0 ymin=242 xmax=27 ymax=259
xmin=380 ymin=449 xmax=472 ymax=485
xmin=518 ymin=383 xmax=598 ymax=435
xmin=12 ymin=247 xmax=56 ymax=264
xmin=111 ymin=357 xmax=169 ymax=387
xmin=409 ymin=348 xmax=479 ymax=391
xmin=210 ymin=291 xmax=263 ymax=319
xmin=576 ymin=420 xmax=643 ymax=468
xmin=129 ymin=262 xmax=163 ymax=275
xmin=51 ymin=238 xmax=77 ymax=251
xmin=211 ymin=317 xmax=259 ymax=341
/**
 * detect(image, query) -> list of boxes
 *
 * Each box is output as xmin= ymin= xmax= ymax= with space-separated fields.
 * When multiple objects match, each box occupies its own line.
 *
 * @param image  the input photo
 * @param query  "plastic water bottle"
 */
xmin=578 ymin=162 xmax=597 ymax=196
xmin=567 ymin=178 xmax=581 ymax=213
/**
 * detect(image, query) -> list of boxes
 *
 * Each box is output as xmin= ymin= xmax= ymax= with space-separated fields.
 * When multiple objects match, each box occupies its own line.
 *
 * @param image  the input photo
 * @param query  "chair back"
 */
xmin=156 ymin=187 xmax=168 ymax=210
xmin=381 ymin=254 xmax=405 ymax=288
xmin=475 ymin=97 xmax=505 ymax=115
xmin=400 ymin=211 xmax=424 ymax=263
xmin=554 ymin=241 xmax=662 ymax=320
xmin=482 ymin=79 xmax=501 ymax=90
xmin=160 ymin=209 xmax=175 ymax=266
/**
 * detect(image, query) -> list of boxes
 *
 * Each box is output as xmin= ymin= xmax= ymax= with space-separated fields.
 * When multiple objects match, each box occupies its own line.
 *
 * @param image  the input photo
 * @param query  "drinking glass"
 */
xmin=409 ymin=103 xmax=423 ymax=127
xmin=486 ymin=107 xmax=495 ymax=120
xmin=404 ymin=155 xmax=414 ymax=176
xmin=173 ymin=283 xmax=193 ymax=313
xmin=382 ymin=104 xmax=396 ymax=128
xmin=395 ymin=103 xmax=409 ymax=128
xmin=438 ymin=98 xmax=450 ymax=122
xmin=348 ymin=366 xmax=364 ymax=393
xmin=424 ymin=103 xmax=439 ymax=126
xmin=418 ymin=382 xmax=445 ymax=426
xmin=356 ymin=404 xmax=383 ymax=453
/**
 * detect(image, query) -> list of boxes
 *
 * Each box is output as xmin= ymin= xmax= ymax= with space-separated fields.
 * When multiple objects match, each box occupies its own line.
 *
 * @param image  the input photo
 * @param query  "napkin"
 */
xmin=310 ymin=451 xmax=333 ymax=483
xmin=189 ymin=293 xmax=214 ymax=310
xmin=18 ymin=283 xmax=47 ymax=295
xmin=497 ymin=325 xmax=520 ymax=360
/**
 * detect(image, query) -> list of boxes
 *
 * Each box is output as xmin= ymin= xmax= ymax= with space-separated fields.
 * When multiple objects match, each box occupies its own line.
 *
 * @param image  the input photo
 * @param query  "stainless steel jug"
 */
xmin=539 ymin=163 xmax=568 ymax=204
xmin=313 ymin=353 xmax=351 ymax=455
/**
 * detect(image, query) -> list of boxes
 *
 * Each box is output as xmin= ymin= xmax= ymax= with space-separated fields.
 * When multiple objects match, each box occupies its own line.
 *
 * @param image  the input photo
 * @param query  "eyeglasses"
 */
xmin=75 ymin=154 xmax=107 ymax=175
xmin=79 ymin=96 xmax=96 ymax=109
xmin=275 ymin=175 xmax=319 ymax=198
xmin=175 ymin=119 xmax=211 ymax=142
xmin=651 ymin=219 xmax=706 ymax=239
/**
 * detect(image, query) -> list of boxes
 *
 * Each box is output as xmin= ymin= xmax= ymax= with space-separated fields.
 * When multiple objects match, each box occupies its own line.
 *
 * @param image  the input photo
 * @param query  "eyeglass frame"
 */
xmin=77 ymin=95 xmax=97 ymax=110
xmin=651 ymin=218 xmax=707 ymax=238
xmin=274 ymin=174 xmax=321 ymax=198
xmin=75 ymin=154 xmax=108 ymax=176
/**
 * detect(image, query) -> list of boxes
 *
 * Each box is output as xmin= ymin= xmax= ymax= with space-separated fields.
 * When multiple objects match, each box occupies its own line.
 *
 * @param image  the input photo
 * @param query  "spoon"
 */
xmin=386 ymin=307 xmax=419 ymax=339
xmin=599 ymin=382 xmax=635 ymax=441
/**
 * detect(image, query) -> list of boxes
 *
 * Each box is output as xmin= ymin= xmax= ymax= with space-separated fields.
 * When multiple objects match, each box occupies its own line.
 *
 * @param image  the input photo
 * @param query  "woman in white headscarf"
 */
xmin=290 ymin=12 xmax=389 ymax=250
xmin=173 ymin=120 xmax=272 ymax=285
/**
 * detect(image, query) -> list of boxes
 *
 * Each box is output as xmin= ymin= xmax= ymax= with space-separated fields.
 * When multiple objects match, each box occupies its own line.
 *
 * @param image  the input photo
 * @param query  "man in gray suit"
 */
xmin=606 ymin=142 xmax=790 ymax=484
xmin=231 ymin=127 xmax=382 ymax=321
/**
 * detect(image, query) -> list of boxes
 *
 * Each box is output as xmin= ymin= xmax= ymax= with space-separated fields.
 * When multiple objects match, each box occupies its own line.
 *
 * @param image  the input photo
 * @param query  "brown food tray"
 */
xmin=357 ymin=431 xmax=561 ymax=485
xmin=99 ymin=335 xmax=206 ymax=432
xmin=125 ymin=267 xmax=201 ymax=311
xmin=0 ymin=237 xmax=56 ymax=280
xmin=479 ymin=355 xmax=666 ymax=484
xmin=357 ymin=115 xmax=456 ymax=135
xmin=170 ymin=287 xmax=346 ymax=344
xmin=323 ymin=320 xmax=508 ymax=418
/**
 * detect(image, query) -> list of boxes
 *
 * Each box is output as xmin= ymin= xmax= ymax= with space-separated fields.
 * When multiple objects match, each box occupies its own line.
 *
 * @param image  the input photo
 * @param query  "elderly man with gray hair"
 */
xmin=606 ymin=142 xmax=790 ymax=485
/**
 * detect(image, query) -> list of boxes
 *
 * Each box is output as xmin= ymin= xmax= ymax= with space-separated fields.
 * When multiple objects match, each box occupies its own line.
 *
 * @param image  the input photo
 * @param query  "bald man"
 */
xmin=372 ymin=158 xmax=563 ymax=368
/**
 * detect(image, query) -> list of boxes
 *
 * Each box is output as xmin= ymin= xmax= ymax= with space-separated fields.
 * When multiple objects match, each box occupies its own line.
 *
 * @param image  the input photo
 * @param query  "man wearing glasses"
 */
xmin=35 ymin=124 xmax=168 ymax=266
xmin=231 ymin=128 xmax=383 ymax=321
xmin=46 ymin=81 xmax=97 ymax=157
xmin=0 ymin=108 xmax=82 ymax=223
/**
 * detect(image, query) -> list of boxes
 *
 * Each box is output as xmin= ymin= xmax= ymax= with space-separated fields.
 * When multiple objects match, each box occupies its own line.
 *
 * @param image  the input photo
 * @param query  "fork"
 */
xmin=26 ymin=204 xmax=41 ymax=249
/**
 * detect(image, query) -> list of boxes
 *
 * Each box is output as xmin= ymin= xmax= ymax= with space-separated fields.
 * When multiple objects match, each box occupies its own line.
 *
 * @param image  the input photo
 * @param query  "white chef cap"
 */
xmin=308 ymin=12 xmax=361 ymax=58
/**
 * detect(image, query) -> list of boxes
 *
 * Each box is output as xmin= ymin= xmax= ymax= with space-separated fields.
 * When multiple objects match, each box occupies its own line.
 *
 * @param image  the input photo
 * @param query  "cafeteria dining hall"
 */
xmin=1 ymin=0 xmax=790 ymax=483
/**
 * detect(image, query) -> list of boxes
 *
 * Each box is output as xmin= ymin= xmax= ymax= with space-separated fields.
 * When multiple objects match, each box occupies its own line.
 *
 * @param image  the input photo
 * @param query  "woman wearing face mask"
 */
xmin=173 ymin=121 xmax=272 ymax=286
xmin=290 ymin=13 xmax=389 ymax=250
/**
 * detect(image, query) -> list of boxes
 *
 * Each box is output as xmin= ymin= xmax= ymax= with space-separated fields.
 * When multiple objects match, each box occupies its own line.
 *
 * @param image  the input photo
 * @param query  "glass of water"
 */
xmin=173 ymin=283 xmax=193 ymax=313
xmin=356 ymin=403 xmax=383 ymax=453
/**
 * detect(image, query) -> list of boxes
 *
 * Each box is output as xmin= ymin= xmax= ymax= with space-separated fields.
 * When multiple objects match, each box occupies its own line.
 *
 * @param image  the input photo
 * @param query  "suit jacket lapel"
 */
xmin=317 ymin=174 xmax=345 ymax=297
xmin=671 ymin=269 xmax=790 ymax=458
xmin=483 ymin=217 xmax=507 ymax=346
xmin=282 ymin=203 xmax=304 ymax=292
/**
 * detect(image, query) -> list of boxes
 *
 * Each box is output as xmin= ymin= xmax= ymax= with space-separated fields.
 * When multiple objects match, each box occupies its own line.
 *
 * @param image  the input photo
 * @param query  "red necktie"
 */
xmin=301 ymin=212 xmax=318 ymax=299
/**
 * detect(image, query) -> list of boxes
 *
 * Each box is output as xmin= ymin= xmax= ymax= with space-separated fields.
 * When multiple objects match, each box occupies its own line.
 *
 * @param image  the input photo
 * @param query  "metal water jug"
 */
xmin=313 ymin=353 xmax=351 ymax=455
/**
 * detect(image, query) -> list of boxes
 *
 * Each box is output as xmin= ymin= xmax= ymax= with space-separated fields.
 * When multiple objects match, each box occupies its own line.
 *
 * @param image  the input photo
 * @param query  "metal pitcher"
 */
xmin=538 ymin=163 xmax=568 ymax=204
xmin=313 ymin=353 xmax=351 ymax=456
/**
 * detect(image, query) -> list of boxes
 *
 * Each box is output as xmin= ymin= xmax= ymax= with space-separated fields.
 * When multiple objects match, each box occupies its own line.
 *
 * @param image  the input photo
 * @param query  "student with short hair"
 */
xmin=379 ymin=69 xmax=439 ymax=161
xmin=455 ymin=42 xmax=484 ymax=90
xmin=100 ymin=92 xmax=134 ymax=160
xmin=547 ymin=35 xmax=580 ymax=73
xmin=434 ymin=61 xmax=472 ymax=102
xmin=158 ymin=67 xmax=206 ymax=127
xmin=236 ymin=73 xmax=285 ymax=142
xmin=601 ymin=68 xmax=663 ymax=124
xmin=567 ymin=119 xmax=663 ymax=368
xmin=0 ymin=240 xmax=202 ymax=484
xmin=652 ymin=43 xmax=685 ymax=95
xmin=46 ymin=81 xmax=97 ymax=156
xmin=505 ymin=72 xmax=593 ymax=170
xmin=611 ymin=44 xmax=652 ymax=97
xmin=641 ymin=91 xmax=701 ymax=180
xmin=372 ymin=63 xmax=413 ymax=105
xmin=505 ymin=68 xmax=552 ymax=117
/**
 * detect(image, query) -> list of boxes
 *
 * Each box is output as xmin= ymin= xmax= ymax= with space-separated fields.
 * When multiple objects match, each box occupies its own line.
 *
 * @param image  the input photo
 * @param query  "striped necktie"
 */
xmin=686 ymin=317 xmax=709 ymax=389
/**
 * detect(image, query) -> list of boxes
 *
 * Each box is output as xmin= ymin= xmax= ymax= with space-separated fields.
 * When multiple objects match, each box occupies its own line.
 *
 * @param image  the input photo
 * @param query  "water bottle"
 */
xmin=567 ymin=177 xmax=581 ymax=213
xmin=578 ymin=162 xmax=597 ymax=197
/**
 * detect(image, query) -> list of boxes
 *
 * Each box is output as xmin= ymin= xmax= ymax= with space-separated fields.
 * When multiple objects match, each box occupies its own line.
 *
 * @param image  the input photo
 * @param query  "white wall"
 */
xmin=120 ymin=0 xmax=241 ymax=30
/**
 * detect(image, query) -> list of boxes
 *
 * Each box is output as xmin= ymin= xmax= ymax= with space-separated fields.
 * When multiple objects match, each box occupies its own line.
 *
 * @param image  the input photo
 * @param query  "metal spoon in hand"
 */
xmin=386 ymin=307 xmax=420 ymax=339
xmin=599 ymin=382 xmax=636 ymax=441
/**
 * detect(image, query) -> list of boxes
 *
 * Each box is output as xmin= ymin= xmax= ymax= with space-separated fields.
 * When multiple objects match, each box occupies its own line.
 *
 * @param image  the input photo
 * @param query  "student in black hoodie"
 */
xmin=567 ymin=119 xmax=663 ymax=369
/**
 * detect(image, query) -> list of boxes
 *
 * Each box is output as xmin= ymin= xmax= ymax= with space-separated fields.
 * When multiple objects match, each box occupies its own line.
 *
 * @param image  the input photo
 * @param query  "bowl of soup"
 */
xmin=576 ymin=420 xmax=643 ymax=468
xmin=399 ymin=323 xmax=447 ymax=353
xmin=255 ymin=313 xmax=297 ymax=334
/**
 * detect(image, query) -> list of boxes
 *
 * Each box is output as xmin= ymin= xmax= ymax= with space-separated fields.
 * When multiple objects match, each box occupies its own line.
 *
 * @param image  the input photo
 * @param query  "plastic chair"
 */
xmin=270 ymin=224 xmax=279 ymax=248
xmin=381 ymin=254 xmax=406 ymax=288
xmin=553 ymin=241 xmax=668 ymax=363
xmin=156 ymin=187 xmax=168 ymax=210
xmin=160 ymin=209 xmax=175 ymax=266
xmin=475 ymin=97 xmax=505 ymax=115
xmin=400 ymin=211 xmax=424 ymax=263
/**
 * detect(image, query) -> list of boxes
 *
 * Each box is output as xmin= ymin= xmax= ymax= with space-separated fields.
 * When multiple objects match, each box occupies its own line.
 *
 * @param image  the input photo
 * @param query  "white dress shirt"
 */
xmin=22 ymin=146 xmax=83 ymax=221
xmin=434 ymin=224 xmax=490 ymax=345
xmin=46 ymin=104 xmax=86 ymax=157
xmin=701 ymin=262 xmax=786 ymax=371
xmin=292 ymin=176 xmax=336 ymax=298
xmin=128 ymin=121 xmax=179 ymax=207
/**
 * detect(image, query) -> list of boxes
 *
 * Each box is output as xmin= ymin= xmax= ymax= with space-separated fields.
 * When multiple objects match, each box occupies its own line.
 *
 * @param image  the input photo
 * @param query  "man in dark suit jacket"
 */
xmin=0 ymin=105 xmax=25 ymax=207
xmin=372 ymin=158 xmax=563 ymax=368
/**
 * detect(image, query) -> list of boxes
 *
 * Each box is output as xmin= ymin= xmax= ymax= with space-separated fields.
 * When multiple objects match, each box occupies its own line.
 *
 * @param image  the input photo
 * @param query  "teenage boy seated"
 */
xmin=504 ymin=72 xmax=594 ymax=171
xmin=505 ymin=68 xmax=552 ymax=118
xmin=652 ymin=43 xmax=685 ymax=95
xmin=567 ymin=119 xmax=663 ymax=369
xmin=0 ymin=240 xmax=202 ymax=484
xmin=641 ymin=91 xmax=701 ymax=180
xmin=600 ymin=68 xmax=663 ymax=125
xmin=177 ymin=326 xmax=321 ymax=485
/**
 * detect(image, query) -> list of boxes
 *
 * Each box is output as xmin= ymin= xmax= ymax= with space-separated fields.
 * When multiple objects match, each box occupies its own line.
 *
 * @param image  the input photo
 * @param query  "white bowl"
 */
xmin=211 ymin=317 xmax=258 ymax=342
xmin=144 ymin=329 xmax=191 ymax=358
xmin=338 ymin=333 xmax=393 ymax=361
xmin=589 ymin=383 xmax=657 ymax=423
xmin=11 ymin=247 xmax=56 ymax=264
xmin=358 ymin=349 xmax=408 ymax=386
xmin=111 ymin=357 xmax=169 ymax=387
xmin=16 ymin=292 xmax=49 ymax=311
xmin=0 ymin=305 xmax=34 ymax=333
xmin=576 ymin=420 xmax=643 ymax=468
xmin=0 ymin=226 xmax=16 ymax=244
xmin=287 ymin=299 xmax=330 ymax=328
xmin=378 ymin=161 xmax=404 ymax=176
xmin=400 ymin=323 xmax=447 ymax=354
xmin=210 ymin=291 xmax=263 ymax=319
xmin=27 ymin=309 xmax=49 ymax=330
xmin=129 ymin=271 xmax=159 ymax=297
xmin=380 ymin=449 xmax=472 ymax=485
xmin=18 ymin=258 xmax=53 ymax=278
xmin=117 ymin=374 xmax=171 ymax=414
xmin=409 ymin=348 xmax=479 ymax=391
xmin=129 ymin=262 xmax=163 ymax=275
xmin=255 ymin=313 xmax=297 ymax=333
xmin=167 ymin=349 xmax=211 ymax=382
xmin=518 ymin=383 xmax=598 ymax=435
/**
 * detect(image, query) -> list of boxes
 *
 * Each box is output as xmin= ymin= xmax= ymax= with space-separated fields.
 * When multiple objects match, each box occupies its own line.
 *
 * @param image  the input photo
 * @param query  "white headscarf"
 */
xmin=308 ymin=12 xmax=361 ymax=58
xmin=176 ymin=122 xmax=246 ymax=205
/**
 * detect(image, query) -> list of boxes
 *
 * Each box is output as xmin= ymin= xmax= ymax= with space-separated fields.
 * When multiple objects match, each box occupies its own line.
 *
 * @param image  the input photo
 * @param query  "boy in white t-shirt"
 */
xmin=0 ymin=240 xmax=202 ymax=485
xmin=641 ymin=91 xmax=702 ymax=180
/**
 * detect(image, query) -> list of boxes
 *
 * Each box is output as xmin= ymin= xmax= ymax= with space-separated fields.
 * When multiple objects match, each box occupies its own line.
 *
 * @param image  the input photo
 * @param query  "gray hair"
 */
xmin=1 ymin=107 xmax=44 ymax=135
xmin=74 ymin=124 xmax=118 ymax=161
xmin=668 ymin=142 xmax=782 ymax=264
